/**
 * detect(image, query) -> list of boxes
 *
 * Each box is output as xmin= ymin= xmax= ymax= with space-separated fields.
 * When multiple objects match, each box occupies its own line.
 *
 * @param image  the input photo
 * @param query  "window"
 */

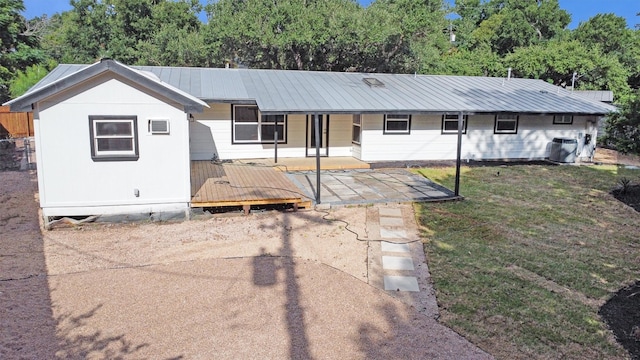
xmin=232 ymin=105 xmax=286 ymax=144
xmin=553 ymin=115 xmax=573 ymax=125
xmin=352 ymin=114 xmax=361 ymax=144
xmin=384 ymin=114 xmax=411 ymax=134
xmin=89 ymin=116 xmax=139 ymax=161
xmin=494 ymin=114 xmax=518 ymax=134
xmin=442 ymin=114 xmax=468 ymax=134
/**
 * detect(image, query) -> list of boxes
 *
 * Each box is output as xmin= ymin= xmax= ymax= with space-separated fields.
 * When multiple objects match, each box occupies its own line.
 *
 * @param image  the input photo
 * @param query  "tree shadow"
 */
xmin=356 ymin=302 xmax=492 ymax=359
xmin=251 ymin=211 xmax=330 ymax=359
xmin=53 ymin=304 xmax=150 ymax=359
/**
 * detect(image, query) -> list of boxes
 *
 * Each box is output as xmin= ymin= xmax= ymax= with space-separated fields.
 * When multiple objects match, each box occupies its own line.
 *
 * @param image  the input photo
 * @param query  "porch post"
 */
xmin=315 ymin=113 xmax=321 ymax=204
xmin=454 ymin=111 xmax=463 ymax=197
xmin=274 ymin=126 xmax=278 ymax=164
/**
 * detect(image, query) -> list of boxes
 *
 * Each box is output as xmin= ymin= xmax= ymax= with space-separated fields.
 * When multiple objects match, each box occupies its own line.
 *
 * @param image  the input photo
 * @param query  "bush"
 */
xmin=601 ymin=91 xmax=640 ymax=155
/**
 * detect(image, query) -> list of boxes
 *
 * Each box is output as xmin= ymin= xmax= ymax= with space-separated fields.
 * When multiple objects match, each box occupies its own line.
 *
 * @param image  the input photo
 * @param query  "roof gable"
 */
xmin=4 ymin=59 xmax=208 ymax=113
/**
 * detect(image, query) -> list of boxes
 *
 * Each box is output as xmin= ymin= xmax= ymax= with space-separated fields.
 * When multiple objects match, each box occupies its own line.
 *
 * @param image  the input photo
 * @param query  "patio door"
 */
xmin=306 ymin=114 xmax=329 ymax=157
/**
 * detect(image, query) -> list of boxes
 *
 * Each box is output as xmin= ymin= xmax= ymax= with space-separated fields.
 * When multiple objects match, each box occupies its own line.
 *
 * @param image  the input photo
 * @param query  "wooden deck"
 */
xmin=190 ymin=161 xmax=311 ymax=211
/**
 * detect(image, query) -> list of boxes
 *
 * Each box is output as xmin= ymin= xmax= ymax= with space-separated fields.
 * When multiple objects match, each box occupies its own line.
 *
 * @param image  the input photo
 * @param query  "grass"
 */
xmin=416 ymin=164 xmax=640 ymax=359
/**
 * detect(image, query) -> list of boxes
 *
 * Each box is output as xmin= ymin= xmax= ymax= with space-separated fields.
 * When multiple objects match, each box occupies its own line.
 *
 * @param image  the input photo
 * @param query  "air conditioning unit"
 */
xmin=149 ymin=119 xmax=170 ymax=134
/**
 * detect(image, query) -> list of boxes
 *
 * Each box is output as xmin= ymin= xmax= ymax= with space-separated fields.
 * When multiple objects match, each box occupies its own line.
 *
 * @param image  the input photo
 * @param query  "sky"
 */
xmin=21 ymin=0 xmax=638 ymax=30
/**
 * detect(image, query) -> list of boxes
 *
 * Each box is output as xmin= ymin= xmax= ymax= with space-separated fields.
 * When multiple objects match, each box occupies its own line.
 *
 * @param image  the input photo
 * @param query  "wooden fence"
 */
xmin=0 ymin=105 xmax=34 ymax=137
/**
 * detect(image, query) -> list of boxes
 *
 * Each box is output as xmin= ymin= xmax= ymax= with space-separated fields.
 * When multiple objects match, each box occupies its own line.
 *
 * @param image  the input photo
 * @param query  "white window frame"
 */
xmin=553 ymin=115 xmax=573 ymax=125
xmin=352 ymin=114 xmax=362 ymax=144
xmin=232 ymin=105 xmax=287 ymax=144
xmin=89 ymin=116 xmax=139 ymax=161
xmin=383 ymin=114 xmax=411 ymax=134
xmin=494 ymin=114 xmax=518 ymax=134
xmin=442 ymin=114 xmax=468 ymax=134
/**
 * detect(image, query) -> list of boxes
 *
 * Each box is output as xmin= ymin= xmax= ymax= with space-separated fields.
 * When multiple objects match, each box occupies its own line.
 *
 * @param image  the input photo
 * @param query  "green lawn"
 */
xmin=416 ymin=164 xmax=640 ymax=359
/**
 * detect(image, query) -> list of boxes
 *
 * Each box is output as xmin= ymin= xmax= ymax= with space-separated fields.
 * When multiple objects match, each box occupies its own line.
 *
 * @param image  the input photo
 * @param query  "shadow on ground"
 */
xmin=0 ymin=170 xmax=146 ymax=359
xmin=600 ymin=281 xmax=640 ymax=359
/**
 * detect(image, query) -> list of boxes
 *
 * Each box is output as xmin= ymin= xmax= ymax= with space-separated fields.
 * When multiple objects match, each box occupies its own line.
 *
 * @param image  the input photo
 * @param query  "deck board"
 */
xmin=191 ymin=161 xmax=311 ymax=209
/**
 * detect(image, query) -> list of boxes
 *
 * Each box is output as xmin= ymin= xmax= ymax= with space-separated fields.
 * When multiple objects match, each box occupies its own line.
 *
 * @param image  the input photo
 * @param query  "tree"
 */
xmin=601 ymin=92 xmax=640 ymax=155
xmin=205 ymin=0 xmax=365 ymax=71
xmin=505 ymin=40 xmax=630 ymax=98
xmin=9 ymin=58 xmax=57 ymax=98
xmin=456 ymin=0 xmax=571 ymax=55
xmin=438 ymin=47 xmax=504 ymax=76
xmin=41 ymin=0 xmax=204 ymax=66
xmin=574 ymin=13 xmax=640 ymax=89
xmin=363 ymin=0 xmax=449 ymax=73
xmin=0 ymin=0 xmax=44 ymax=102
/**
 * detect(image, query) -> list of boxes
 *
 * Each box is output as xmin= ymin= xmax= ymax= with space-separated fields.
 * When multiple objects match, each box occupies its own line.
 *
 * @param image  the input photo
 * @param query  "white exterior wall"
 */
xmin=36 ymin=75 xmax=191 ymax=217
xmin=327 ymin=114 xmax=354 ymax=157
xmin=190 ymin=104 xmax=353 ymax=159
xmin=359 ymin=114 xmax=595 ymax=161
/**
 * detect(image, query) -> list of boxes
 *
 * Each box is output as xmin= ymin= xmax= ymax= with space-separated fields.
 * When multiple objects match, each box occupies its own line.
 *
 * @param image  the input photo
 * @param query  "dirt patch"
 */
xmin=594 ymin=148 xmax=640 ymax=167
xmin=600 ymin=281 xmax=640 ymax=359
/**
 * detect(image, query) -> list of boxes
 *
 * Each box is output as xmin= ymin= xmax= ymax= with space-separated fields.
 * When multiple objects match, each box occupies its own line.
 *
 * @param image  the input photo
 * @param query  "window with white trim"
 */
xmin=89 ymin=116 xmax=139 ymax=161
xmin=442 ymin=114 xmax=468 ymax=134
xmin=553 ymin=115 xmax=573 ymax=125
xmin=352 ymin=114 xmax=361 ymax=144
xmin=384 ymin=114 xmax=411 ymax=134
xmin=232 ymin=105 xmax=286 ymax=143
xmin=494 ymin=114 xmax=518 ymax=134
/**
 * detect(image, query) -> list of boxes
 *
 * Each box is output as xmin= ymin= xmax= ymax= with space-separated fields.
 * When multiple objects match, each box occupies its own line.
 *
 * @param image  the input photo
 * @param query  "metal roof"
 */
xmin=573 ymin=90 xmax=614 ymax=103
xmin=9 ymin=61 xmax=617 ymax=116
xmin=5 ymin=60 xmax=209 ymax=113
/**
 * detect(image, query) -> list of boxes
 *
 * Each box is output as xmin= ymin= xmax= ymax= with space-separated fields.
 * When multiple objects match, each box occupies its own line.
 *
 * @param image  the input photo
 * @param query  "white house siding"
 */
xmin=35 ymin=75 xmax=191 ymax=217
xmin=327 ymin=114 xmax=354 ymax=157
xmin=190 ymin=104 xmax=353 ymax=159
xmin=359 ymin=114 xmax=594 ymax=162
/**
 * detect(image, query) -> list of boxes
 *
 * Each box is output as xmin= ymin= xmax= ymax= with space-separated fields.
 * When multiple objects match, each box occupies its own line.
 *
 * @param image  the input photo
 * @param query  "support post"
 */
xmin=454 ymin=112 xmax=463 ymax=197
xmin=314 ymin=113 xmax=321 ymax=204
xmin=274 ymin=127 xmax=278 ymax=164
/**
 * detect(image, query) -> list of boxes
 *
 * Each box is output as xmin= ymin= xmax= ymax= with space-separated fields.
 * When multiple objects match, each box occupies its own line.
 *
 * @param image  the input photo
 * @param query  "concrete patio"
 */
xmin=287 ymin=168 xmax=457 ymax=205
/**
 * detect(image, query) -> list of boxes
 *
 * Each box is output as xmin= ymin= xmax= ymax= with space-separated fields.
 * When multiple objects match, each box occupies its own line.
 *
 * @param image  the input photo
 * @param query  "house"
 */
xmin=4 ymin=59 xmax=616 ymax=219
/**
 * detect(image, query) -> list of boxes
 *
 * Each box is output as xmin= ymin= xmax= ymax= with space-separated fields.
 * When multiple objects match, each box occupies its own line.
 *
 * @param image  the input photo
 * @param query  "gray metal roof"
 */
xmin=10 ymin=61 xmax=617 ymax=116
xmin=573 ymin=90 xmax=614 ymax=103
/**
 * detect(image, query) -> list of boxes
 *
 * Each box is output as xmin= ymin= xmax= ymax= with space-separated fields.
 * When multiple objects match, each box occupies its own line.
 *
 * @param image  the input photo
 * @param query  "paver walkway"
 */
xmin=366 ymin=203 xmax=440 ymax=318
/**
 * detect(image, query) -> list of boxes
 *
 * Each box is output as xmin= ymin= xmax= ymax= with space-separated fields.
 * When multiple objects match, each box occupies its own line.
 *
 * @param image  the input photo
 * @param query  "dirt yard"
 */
xmin=0 ymin=170 xmax=490 ymax=359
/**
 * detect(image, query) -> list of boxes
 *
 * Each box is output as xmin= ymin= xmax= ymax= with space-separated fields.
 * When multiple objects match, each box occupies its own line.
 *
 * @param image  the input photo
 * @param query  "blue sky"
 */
xmin=22 ymin=0 xmax=638 ymax=29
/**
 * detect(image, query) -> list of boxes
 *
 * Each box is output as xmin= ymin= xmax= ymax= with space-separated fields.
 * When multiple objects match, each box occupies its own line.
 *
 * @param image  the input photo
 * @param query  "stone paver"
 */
xmin=378 ymin=208 xmax=402 ymax=217
xmin=384 ymin=275 xmax=420 ymax=292
xmin=381 ymin=241 xmax=411 ymax=253
xmin=380 ymin=228 xmax=408 ymax=239
xmin=379 ymin=217 xmax=404 ymax=227
xmin=382 ymin=256 xmax=415 ymax=271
